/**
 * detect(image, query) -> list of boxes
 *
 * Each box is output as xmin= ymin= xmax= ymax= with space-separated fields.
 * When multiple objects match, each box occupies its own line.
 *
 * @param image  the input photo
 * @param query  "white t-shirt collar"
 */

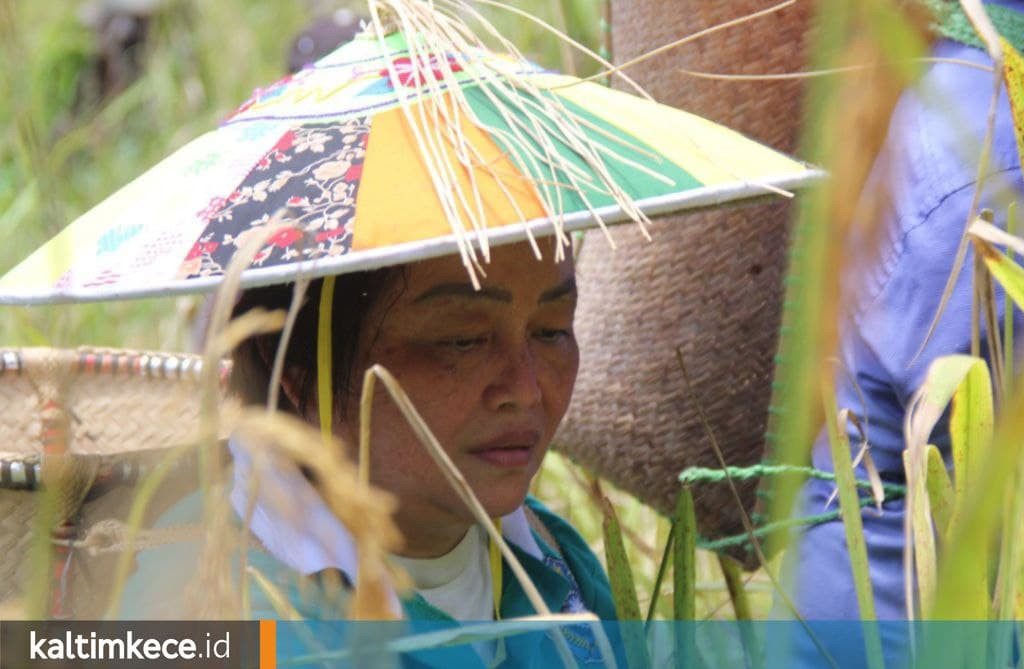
xmin=228 ymin=436 xmax=545 ymax=616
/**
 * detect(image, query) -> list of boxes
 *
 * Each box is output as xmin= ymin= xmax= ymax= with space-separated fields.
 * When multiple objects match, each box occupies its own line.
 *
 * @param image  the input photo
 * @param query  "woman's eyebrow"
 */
xmin=538 ymin=278 xmax=576 ymax=303
xmin=411 ymin=277 xmax=576 ymax=304
xmin=412 ymin=283 xmax=513 ymax=303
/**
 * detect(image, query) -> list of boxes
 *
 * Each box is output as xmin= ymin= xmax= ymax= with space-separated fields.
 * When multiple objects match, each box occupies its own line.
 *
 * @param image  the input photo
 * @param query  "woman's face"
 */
xmin=340 ymin=241 xmax=578 ymax=553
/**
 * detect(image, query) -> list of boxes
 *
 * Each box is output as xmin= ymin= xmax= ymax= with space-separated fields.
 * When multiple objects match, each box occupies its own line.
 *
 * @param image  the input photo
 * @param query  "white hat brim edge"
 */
xmin=0 ymin=168 xmax=826 ymax=305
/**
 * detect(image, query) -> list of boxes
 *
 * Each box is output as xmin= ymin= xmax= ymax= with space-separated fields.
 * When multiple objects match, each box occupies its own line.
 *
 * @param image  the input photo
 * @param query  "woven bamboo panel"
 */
xmin=0 ymin=347 xmax=233 ymax=615
xmin=0 ymin=348 xmax=228 ymax=459
xmin=555 ymin=1 xmax=812 ymax=565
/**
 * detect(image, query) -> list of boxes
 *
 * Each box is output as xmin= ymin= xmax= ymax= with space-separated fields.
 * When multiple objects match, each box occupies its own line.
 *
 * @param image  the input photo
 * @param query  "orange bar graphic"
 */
xmin=259 ymin=619 xmax=277 ymax=669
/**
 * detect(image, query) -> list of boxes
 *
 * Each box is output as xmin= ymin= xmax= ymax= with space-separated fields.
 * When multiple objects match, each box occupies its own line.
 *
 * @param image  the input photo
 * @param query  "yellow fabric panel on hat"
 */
xmin=351 ymin=94 xmax=547 ymax=251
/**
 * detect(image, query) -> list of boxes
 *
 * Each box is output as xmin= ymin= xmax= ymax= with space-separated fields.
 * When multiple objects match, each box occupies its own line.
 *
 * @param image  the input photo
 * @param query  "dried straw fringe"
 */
xmin=462 ymin=0 xmax=798 ymax=201
xmin=359 ymin=0 xmax=811 ymax=290
xmin=365 ymin=0 xmax=663 ymax=287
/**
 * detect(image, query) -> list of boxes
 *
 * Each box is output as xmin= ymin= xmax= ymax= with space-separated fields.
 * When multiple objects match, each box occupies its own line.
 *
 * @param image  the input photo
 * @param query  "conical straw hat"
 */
xmin=0 ymin=2 xmax=819 ymax=305
xmin=0 ymin=348 xmax=233 ymax=617
xmin=555 ymin=1 xmax=813 ymax=566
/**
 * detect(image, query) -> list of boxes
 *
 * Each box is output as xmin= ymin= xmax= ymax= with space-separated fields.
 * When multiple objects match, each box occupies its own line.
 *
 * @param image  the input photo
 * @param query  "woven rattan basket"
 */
xmin=0 ymin=347 xmax=233 ymax=617
xmin=554 ymin=1 xmax=812 ymax=566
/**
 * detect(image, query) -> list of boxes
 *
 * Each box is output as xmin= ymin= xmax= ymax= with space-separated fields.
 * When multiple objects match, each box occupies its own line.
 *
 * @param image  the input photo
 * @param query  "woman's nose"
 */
xmin=484 ymin=341 xmax=542 ymax=411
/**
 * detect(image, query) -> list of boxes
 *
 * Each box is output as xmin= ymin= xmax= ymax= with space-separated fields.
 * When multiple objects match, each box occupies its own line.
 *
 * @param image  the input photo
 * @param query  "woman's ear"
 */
xmin=278 ymin=367 xmax=309 ymax=419
xmin=253 ymin=335 xmax=307 ymax=418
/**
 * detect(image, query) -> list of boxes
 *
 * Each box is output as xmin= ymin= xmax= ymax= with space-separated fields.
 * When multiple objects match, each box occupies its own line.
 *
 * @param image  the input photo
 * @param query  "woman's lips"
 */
xmin=472 ymin=447 xmax=533 ymax=467
xmin=468 ymin=430 xmax=540 ymax=468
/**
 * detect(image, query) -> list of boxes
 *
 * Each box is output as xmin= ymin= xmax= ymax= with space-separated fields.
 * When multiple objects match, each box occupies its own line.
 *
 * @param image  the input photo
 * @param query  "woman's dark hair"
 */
xmin=230 ymin=267 xmax=402 ymax=419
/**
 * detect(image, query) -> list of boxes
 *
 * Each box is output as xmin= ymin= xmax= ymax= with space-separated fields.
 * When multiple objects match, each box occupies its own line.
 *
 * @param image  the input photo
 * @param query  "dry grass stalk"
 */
xmin=970 ymin=217 xmax=1024 ymax=255
xmin=234 ymin=408 xmax=405 ymax=620
xmin=571 ymin=0 xmax=797 ymax=87
xmin=903 ymin=401 xmax=940 ymax=618
xmin=677 ymin=56 xmax=993 ymax=81
xmin=189 ymin=218 xmax=294 ymax=618
xmin=364 ymin=0 xmax=667 ymax=287
xmin=819 ymin=37 xmax=909 ymax=372
xmin=246 ymin=565 xmax=303 ymax=621
xmin=822 ymin=408 xmax=884 ymax=512
xmin=267 ymin=278 xmax=311 ymax=413
xmin=559 ymin=454 xmax=657 ymax=561
xmin=458 ymin=0 xmax=653 ymax=99
xmin=358 ymin=368 xmax=377 ymax=486
xmin=101 ymin=441 xmax=203 ymax=619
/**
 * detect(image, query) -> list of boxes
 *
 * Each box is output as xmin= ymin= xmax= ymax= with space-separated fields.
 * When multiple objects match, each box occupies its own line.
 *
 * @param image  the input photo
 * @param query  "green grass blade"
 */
xmin=672 ymin=488 xmax=696 ymax=621
xmin=946 ymin=356 xmax=994 ymax=620
xmin=995 ymin=458 xmax=1024 ymax=620
xmin=1013 ymin=477 xmax=1024 ymax=620
xmin=925 ymin=444 xmax=955 ymax=539
xmin=928 ymin=369 xmax=1024 ymax=655
xmin=949 ymin=357 xmax=995 ymax=499
xmin=719 ymin=554 xmax=762 ymax=669
xmin=978 ymin=238 xmax=1024 ymax=310
xmin=718 ymin=555 xmax=751 ymax=621
xmin=1003 ymin=202 xmax=1017 ymax=398
xmin=672 ymin=488 xmax=696 ymax=669
xmin=645 ymin=523 xmax=674 ymax=626
xmin=822 ymin=386 xmax=883 ymax=669
xmin=928 ymin=359 xmax=1005 ymax=617
xmin=600 ymin=495 xmax=649 ymax=668
xmin=904 ymin=355 xmax=987 ymax=617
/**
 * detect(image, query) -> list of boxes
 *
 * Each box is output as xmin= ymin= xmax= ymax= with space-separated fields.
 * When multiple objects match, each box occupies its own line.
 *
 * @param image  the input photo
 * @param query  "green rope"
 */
xmin=679 ymin=463 xmax=907 ymax=497
xmin=680 ymin=463 xmax=907 ymax=553
xmin=697 ymin=493 xmax=896 ymax=553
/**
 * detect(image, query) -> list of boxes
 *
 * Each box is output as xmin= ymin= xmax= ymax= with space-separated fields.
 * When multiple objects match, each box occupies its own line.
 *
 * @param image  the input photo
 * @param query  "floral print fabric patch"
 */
xmin=181 ymin=117 xmax=370 ymax=278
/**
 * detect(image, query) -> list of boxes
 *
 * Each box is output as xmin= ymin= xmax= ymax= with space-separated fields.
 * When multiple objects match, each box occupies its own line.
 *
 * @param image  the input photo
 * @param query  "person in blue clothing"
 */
xmin=787 ymin=1 xmax=1024 ymax=662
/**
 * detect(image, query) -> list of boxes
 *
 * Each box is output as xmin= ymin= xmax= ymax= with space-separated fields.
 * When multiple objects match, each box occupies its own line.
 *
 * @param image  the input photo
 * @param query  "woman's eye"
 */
xmin=535 ymin=328 xmax=571 ymax=343
xmin=441 ymin=336 xmax=487 ymax=352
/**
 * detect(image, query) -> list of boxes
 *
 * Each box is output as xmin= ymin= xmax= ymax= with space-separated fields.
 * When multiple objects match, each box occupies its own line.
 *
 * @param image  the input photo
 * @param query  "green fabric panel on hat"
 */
xmin=462 ymin=84 xmax=702 ymax=215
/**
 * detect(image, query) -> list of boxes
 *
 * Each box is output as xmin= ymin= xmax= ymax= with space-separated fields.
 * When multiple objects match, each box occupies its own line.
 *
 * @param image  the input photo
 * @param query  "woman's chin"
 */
xmin=476 ymin=482 xmax=531 ymax=519
xmin=461 ymin=458 xmax=537 ymax=516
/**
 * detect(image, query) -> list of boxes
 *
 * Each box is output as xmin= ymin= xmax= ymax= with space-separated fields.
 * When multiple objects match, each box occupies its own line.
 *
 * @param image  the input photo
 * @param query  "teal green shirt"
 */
xmin=121 ymin=493 xmax=620 ymax=666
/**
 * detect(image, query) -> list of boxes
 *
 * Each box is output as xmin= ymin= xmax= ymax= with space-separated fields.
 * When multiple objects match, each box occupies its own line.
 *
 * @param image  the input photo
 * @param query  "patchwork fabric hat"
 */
xmin=0 ymin=2 xmax=819 ymax=305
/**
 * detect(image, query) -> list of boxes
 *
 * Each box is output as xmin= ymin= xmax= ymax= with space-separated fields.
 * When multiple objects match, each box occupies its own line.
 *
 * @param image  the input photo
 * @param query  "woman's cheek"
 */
xmin=547 ymin=337 xmax=579 ymax=377
xmin=538 ymin=343 xmax=578 ymax=411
